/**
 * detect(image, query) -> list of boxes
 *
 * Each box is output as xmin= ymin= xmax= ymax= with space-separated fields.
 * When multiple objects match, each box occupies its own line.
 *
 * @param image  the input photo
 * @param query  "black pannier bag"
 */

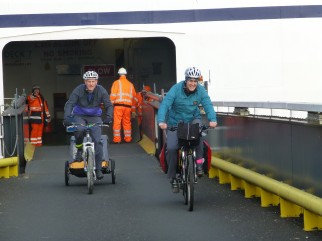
xmin=177 ymin=122 xmax=200 ymax=146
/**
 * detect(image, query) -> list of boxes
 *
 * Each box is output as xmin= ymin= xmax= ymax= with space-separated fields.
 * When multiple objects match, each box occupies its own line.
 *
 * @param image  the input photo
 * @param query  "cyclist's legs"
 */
xmin=87 ymin=116 xmax=103 ymax=170
xmin=74 ymin=115 xmax=86 ymax=148
xmin=166 ymin=129 xmax=179 ymax=179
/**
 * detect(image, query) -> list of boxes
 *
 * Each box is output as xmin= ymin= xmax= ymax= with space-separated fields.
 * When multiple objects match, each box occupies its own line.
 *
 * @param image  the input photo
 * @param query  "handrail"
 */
xmin=212 ymin=156 xmax=322 ymax=216
xmin=145 ymin=87 xmax=322 ymax=113
xmin=142 ymin=90 xmax=162 ymax=102
xmin=146 ymin=89 xmax=322 ymax=113
xmin=142 ymin=91 xmax=162 ymax=109
xmin=212 ymin=101 xmax=322 ymax=113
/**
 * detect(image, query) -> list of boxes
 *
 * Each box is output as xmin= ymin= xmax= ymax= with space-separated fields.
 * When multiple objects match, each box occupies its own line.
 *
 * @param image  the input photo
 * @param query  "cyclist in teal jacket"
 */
xmin=158 ymin=67 xmax=217 ymax=191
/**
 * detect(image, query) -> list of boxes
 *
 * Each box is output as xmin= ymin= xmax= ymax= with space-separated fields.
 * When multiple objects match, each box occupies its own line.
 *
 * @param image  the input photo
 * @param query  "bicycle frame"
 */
xmin=179 ymin=146 xmax=197 ymax=184
xmin=65 ymin=122 xmax=115 ymax=193
xmin=67 ymin=122 xmax=107 ymax=194
xmin=82 ymin=128 xmax=96 ymax=173
xmin=167 ymin=124 xmax=209 ymax=211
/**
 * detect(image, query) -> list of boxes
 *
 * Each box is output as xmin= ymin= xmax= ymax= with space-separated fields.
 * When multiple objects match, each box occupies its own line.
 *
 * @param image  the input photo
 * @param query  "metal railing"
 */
xmin=212 ymin=101 xmax=322 ymax=123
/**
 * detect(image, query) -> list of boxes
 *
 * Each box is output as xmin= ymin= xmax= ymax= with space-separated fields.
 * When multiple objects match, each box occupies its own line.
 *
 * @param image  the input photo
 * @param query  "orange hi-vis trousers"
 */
xmin=30 ymin=123 xmax=44 ymax=146
xmin=113 ymin=105 xmax=132 ymax=143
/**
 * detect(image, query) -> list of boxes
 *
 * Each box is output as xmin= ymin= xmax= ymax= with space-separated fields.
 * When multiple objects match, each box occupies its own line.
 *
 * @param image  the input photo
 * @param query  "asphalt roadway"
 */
xmin=1 ymin=142 xmax=322 ymax=241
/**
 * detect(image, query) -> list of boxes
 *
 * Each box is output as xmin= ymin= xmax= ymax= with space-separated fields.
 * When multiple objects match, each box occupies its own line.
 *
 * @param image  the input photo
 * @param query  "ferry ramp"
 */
xmin=1 ymin=142 xmax=322 ymax=241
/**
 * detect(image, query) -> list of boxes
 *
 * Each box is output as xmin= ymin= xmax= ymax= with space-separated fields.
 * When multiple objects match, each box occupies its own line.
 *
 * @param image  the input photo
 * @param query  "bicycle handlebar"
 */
xmin=167 ymin=124 xmax=210 ymax=132
xmin=66 ymin=122 xmax=109 ymax=132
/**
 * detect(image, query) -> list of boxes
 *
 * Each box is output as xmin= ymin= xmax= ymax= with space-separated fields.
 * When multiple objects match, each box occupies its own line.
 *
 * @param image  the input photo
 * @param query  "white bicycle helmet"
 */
xmin=83 ymin=71 xmax=99 ymax=80
xmin=118 ymin=67 xmax=127 ymax=75
xmin=185 ymin=67 xmax=201 ymax=79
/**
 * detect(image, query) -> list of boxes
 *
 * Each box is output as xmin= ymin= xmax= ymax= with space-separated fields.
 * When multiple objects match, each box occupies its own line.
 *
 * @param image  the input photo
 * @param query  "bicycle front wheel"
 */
xmin=187 ymin=155 xmax=194 ymax=211
xmin=182 ymin=159 xmax=188 ymax=205
xmin=86 ymin=148 xmax=95 ymax=194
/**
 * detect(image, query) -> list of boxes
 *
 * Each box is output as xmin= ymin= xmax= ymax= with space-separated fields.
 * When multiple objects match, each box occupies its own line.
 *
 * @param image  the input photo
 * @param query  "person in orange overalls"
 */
xmin=26 ymin=85 xmax=51 ymax=146
xmin=136 ymin=85 xmax=152 ymax=140
xmin=110 ymin=67 xmax=137 ymax=143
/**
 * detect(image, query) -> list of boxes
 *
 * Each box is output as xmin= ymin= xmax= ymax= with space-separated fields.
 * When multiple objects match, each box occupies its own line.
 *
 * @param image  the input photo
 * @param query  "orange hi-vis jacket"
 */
xmin=110 ymin=75 xmax=137 ymax=112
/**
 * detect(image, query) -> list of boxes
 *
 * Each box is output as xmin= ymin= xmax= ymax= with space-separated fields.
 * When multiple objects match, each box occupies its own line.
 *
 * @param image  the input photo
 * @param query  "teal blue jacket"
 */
xmin=157 ymin=81 xmax=217 ymax=126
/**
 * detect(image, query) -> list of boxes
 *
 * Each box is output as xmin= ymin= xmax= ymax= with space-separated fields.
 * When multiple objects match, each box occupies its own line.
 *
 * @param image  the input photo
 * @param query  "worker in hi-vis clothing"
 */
xmin=26 ymin=84 xmax=51 ymax=146
xmin=136 ymin=85 xmax=152 ymax=140
xmin=110 ymin=67 xmax=137 ymax=143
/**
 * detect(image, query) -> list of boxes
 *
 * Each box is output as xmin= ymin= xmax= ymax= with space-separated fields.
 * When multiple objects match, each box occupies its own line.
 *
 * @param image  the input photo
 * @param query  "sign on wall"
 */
xmin=83 ymin=64 xmax=115 ymax=78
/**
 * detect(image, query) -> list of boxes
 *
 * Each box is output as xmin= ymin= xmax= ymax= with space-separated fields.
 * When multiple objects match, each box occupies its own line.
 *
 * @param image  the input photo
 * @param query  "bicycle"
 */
xmin=168 ymin=123 xmax=210 ymax=211
xmin=64 ymin=122 xmax=116 ymax=194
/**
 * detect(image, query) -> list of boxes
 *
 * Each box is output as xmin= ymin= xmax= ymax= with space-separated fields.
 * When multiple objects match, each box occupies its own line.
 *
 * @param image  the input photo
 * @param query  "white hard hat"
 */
xmin=118 ymin=67 xmax=127 ymax=75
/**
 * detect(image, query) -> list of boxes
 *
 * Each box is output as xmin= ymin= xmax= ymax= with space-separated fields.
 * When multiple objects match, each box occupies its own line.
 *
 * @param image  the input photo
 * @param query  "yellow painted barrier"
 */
xmin=24 ymin=142 xmax=35 ymax=162
xmin=138 ymin=134 xmax=155 ymax=155
xmin=0 ymin=157 xmax=18 ymax=178
xmin=211 ymin=156 xmax=322 ymax=231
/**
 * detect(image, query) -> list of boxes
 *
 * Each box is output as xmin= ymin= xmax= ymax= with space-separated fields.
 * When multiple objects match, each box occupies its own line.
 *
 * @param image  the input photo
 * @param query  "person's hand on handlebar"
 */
xmin=159 ymin=122 xmax=167 ymax=130
xmin=209 ymin=121 xmax=217 ymax=128
xmin=103 ymin=118 xmax=112 ymax=126
xmin=63 ymin=116 xmax=73 ymax=126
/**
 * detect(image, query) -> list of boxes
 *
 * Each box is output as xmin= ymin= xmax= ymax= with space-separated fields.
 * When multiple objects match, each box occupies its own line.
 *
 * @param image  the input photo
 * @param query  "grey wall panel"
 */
xmin=212 ymin=115 xmax=322 ymax=197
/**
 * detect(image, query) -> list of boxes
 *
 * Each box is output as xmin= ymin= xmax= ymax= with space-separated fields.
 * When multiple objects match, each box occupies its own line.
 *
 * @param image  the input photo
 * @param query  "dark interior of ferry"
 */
xmin=2 ymin=37 xmax=177 ymax=146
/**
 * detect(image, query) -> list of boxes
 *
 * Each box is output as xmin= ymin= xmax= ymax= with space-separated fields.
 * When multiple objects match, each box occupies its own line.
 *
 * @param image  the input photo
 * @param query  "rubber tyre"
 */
xmin=182 ymin=159 xmax=188 ymax=205
xmin=110 ymin=159 xmax=116 ymax=184
xmin=65 ymin=161 xmax=70 ymax=186
xmin=187 ymin=155 xmax=194 ymax=211
xmin=86 ymin=149 xmax=94 ymax=194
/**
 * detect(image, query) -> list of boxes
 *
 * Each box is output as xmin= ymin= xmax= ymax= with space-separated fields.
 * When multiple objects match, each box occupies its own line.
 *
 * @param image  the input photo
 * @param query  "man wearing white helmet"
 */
xmin=158 ymin=67 xmax=217 ymax=192
xmin=110 ymin=67 xmax=137 ymax=143
xmin=64 ymin=70 xmax=113 ymax=180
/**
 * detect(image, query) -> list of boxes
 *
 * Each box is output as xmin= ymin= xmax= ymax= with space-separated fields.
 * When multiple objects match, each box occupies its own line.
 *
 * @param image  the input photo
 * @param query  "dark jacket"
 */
xmin=64 ymin=84 xmax=113 ymax=121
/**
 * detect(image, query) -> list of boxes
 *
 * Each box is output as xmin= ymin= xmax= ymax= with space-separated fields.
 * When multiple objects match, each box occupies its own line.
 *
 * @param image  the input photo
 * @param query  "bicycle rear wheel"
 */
xmin=110 ymin=159 xmax=116 ymax=184
xmin=187 ymin=155 xmax=194 ymax=211
xmin=64 ymin=161 xmax=70 ymax=186
xmin=86 ymin=148 xmax=95 ymax=194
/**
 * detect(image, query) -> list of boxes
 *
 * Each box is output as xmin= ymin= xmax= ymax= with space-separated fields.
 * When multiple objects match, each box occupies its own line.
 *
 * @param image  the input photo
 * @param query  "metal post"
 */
xmin=14 ymin=89 xmax=20 ymax=174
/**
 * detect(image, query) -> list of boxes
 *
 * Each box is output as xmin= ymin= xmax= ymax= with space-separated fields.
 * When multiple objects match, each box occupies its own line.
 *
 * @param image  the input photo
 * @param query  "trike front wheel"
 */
xmin=86 ymin=149 xmax=95 ymax=194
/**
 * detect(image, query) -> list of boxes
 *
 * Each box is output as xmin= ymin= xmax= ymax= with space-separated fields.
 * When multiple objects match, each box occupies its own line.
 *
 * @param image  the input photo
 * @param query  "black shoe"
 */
xmin=75 ymin=150 xmax=83 ymax=162
xmin=196 ymin=164 xmax=204 ymax=177
xmin=96 ymin=169 xmax=104 ymax=180
xmin=170 ymin=178 xmax=179 ymax=193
